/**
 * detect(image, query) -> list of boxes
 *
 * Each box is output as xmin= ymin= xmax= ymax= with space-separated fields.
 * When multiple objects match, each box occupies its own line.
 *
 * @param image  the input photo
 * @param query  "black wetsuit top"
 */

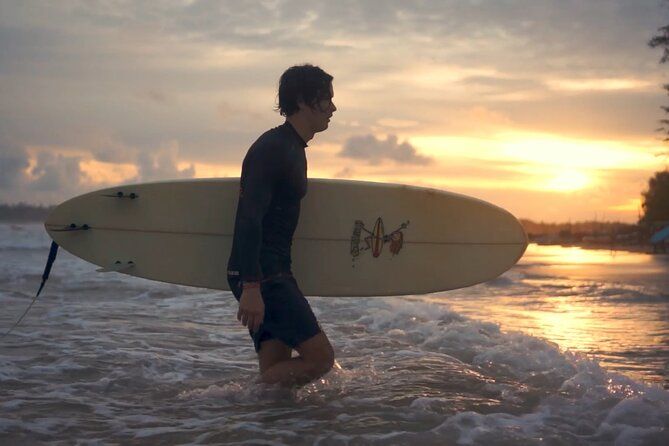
xmin=227 ymin=122 xmax=308 ymax=283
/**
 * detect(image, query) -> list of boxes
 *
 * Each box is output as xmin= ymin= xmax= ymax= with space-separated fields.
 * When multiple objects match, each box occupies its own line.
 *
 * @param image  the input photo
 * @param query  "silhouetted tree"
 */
xmin=649 ymin=19 xmax=669 ymax=144
xmin=639 ymin=170 xmax=669 ymax=224
xmin=643 ymin=12 xmax=669 ymax=225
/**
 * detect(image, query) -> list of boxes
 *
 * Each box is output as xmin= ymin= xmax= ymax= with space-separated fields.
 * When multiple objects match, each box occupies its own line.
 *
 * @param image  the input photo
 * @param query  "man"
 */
xmin=227 ymin=64 xmax=337 ymax=386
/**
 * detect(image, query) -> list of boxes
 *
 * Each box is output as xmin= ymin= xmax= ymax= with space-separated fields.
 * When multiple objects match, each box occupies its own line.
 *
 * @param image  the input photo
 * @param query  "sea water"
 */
xmin=0 ymin=223 xmax=667 ymax=445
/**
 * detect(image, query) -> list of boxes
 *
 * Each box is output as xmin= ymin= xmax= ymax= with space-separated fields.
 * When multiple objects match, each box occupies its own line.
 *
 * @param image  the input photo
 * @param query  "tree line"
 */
xmin=0 ymin=203 xmax=54 ymax=222
xmin=644 ymin=13 xmax=669 ymax=227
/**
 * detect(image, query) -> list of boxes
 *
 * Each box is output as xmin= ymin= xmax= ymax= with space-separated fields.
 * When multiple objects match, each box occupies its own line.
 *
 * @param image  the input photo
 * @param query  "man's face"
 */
xmin=306 ymin=83 xmax=336 ymax=133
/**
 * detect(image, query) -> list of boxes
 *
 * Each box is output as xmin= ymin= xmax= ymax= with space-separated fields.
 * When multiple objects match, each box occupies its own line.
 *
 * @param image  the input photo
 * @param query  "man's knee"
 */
xmin=298 ymin=332 xmax=335 ymax=377
xmin=305 ymin=356 xmax=334 ymax=380
xmin=309 ymin=344 xmax=335 ymax=376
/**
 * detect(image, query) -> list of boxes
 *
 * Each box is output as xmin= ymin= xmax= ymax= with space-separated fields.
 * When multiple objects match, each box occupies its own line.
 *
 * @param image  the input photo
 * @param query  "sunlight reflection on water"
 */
xmin=432 ymin=244 xmax=669 ymax=387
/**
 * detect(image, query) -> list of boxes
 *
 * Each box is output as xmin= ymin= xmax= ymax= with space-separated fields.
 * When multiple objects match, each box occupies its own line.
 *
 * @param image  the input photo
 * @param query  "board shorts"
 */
xmin=227 ymin=273 xmax=322 ymax=353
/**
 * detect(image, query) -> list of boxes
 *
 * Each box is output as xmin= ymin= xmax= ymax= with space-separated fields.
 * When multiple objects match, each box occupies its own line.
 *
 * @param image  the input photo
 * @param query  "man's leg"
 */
xmin=259 ymin=332 xmax=334 ymax=386
xmin=258 ymin=339 xmax=292 ymax=374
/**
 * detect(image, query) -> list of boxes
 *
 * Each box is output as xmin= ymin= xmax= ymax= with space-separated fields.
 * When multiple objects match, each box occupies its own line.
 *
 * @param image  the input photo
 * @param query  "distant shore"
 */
xmin=0 ymin=204 xmax=53 ymax=222
xmin=521 ymin=219 xmax=669 ymax=255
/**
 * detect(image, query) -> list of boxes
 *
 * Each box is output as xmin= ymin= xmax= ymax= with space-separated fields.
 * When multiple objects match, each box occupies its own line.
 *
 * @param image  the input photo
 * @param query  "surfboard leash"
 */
xmin=1 ymin=241 xmax=59 ymax=338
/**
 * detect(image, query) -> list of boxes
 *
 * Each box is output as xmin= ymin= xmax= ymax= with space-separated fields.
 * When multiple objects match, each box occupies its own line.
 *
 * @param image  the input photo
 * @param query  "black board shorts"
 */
xmin=227 ymin=274 xmax=322 ymax=353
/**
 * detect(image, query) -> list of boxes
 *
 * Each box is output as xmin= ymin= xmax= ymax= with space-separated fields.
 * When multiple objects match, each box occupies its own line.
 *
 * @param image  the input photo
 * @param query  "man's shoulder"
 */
xmin=247 ymin=125 xmax=290 ymax=158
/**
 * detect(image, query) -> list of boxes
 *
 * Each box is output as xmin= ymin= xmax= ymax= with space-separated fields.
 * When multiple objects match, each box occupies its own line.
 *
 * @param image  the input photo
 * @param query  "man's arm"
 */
xmin=235 ymin=148 xmax=277 ymax=283
xmin=234 ymin=146 xmax=281 ymax=332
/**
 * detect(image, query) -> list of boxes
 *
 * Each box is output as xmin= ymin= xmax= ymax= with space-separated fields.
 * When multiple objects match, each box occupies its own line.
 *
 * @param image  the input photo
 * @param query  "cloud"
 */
xmin=339 ymin=134 xmax=433 ymax=165
xmin=335 ymin=166 xmax=354 ymax=178
xmin=546 ymin=78 xmax=655 ymax=92
xmin=138 ymin=88 xmax=173 ymax=105
xmin=460 ymin=75 xmax=541 ymax=89
xmin=92 ymin=146 xmax=136 ymax=164
xmin=376 ymin=118 xmax=419 ymax=129
xmin=459 ymin=75 xmax=544 ymax=98
xmin=134 ymin=141 xmax=196 ymax=182
xmin=0 ymin=143 xmax=29 ymax=189
xmin=82 ymin=133 xmax=139 ymax=164
xmin=29 ymin=152 xmax=85 ymax=191
xmin=2 ymin=1 xmax=662 ymax=76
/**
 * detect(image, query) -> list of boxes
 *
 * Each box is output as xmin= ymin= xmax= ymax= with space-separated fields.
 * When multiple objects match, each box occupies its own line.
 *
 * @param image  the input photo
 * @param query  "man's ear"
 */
xmin=296 ymin=95 xmax=307 ymax=111
xmin=296 ymin=95 xmax=319 ymax=112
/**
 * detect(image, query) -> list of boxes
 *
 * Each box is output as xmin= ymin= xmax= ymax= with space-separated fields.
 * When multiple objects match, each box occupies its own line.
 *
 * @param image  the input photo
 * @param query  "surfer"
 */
xmin=227 ymin=64 xmax=337 ymax=386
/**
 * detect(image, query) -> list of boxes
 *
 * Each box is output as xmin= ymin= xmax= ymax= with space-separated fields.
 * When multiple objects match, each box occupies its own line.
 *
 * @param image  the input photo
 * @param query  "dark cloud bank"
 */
xmin=339 ymin=134 xmax=433 ymax=165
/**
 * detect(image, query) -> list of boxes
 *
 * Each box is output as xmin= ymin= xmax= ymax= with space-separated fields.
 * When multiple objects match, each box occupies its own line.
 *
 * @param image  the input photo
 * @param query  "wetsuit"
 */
xmin=227 ymin=122 xmax=321 ymax=352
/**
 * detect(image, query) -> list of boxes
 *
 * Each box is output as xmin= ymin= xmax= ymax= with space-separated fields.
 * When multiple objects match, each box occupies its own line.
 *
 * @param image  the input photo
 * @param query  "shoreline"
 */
xmin=534 ymin=241 xmax=667 ymax=255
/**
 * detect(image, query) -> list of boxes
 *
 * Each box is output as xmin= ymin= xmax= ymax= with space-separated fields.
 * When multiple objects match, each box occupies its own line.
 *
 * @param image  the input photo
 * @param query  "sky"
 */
xmin=1 ymin=0 xmax=668 ymax=223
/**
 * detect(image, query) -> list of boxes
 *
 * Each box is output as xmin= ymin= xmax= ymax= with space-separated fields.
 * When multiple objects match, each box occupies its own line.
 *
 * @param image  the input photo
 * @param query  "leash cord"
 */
xmin=1 ymin=241 xmax=59 ymax=338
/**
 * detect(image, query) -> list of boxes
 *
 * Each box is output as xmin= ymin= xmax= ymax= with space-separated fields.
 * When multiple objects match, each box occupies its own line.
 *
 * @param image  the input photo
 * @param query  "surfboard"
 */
xmin=44 ymin=178 xmax=527 ymax=296
xmin=650 ymin=225 xmax=669 ymax=244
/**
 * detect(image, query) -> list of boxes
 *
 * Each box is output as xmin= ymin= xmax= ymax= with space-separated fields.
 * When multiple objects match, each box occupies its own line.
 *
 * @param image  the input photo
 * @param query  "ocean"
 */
xmin=1 ymin=223 xmax=668 ymax=445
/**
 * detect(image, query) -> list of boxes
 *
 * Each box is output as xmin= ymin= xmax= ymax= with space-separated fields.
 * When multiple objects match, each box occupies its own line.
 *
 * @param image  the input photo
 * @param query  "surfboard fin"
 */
xmin=51 ymin=223 xmax=90 ymax=232
xmin=101 ymin=191 xmax=139 ymax=199
xmin=97 ymin=260 xmax=135 ymax=273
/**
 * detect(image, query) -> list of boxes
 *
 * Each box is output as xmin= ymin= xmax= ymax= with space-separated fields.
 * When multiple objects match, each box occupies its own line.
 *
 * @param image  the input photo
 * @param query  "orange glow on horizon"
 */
xmin=410 ymin=132 xmax=657 ymax=170
xmin=18 ymin=132 xmax=660 ymax=223
xmin=547 ymin=77 xmax=654 ymax=92
xmin=609 ymin=198 xmax=642 ymax=212
xmin=178 ymin=162 xmax=238 ymax=178
xmin=544 ymin=170 xmax=590 ymax=192
xmin=80 ymin=160 xmax=137 ymax=184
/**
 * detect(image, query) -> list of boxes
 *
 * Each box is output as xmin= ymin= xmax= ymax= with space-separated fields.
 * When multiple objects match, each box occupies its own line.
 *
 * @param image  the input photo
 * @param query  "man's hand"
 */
xmin=237 ymin=285 xmax=265 ymax=332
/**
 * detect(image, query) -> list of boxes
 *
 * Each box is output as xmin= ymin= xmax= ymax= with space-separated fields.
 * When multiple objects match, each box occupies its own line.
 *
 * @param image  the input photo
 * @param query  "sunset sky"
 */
xmin=1 ymin=0 xmax=668 ymax=222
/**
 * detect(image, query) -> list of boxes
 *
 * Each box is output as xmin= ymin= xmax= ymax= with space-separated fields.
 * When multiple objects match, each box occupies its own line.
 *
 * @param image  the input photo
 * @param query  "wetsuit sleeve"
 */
xmin=235 ymin=147 xmax=283 ymax=283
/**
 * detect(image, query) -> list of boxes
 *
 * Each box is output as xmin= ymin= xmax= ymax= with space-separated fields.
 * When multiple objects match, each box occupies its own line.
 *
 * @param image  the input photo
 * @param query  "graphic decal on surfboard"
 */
xmin=350 ymin=218 xmax=410 ymax=258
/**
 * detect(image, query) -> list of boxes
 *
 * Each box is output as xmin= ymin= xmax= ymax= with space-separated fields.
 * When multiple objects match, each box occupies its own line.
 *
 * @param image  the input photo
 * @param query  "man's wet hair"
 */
xmin=277 ymin=64 xmax=333 ymax=117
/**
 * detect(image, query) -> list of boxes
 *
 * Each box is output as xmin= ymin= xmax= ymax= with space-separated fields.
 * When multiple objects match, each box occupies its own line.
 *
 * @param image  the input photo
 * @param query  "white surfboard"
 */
xmin=44 ymin=178 xmax=527 ymax=296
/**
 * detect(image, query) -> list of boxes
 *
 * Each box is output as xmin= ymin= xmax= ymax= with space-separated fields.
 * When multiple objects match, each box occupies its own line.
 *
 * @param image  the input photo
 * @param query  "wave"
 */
xmin=0 ymin=223 xmax=52 ymax=250
xmin=344 ymin=299 xmax=669 ymax=445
